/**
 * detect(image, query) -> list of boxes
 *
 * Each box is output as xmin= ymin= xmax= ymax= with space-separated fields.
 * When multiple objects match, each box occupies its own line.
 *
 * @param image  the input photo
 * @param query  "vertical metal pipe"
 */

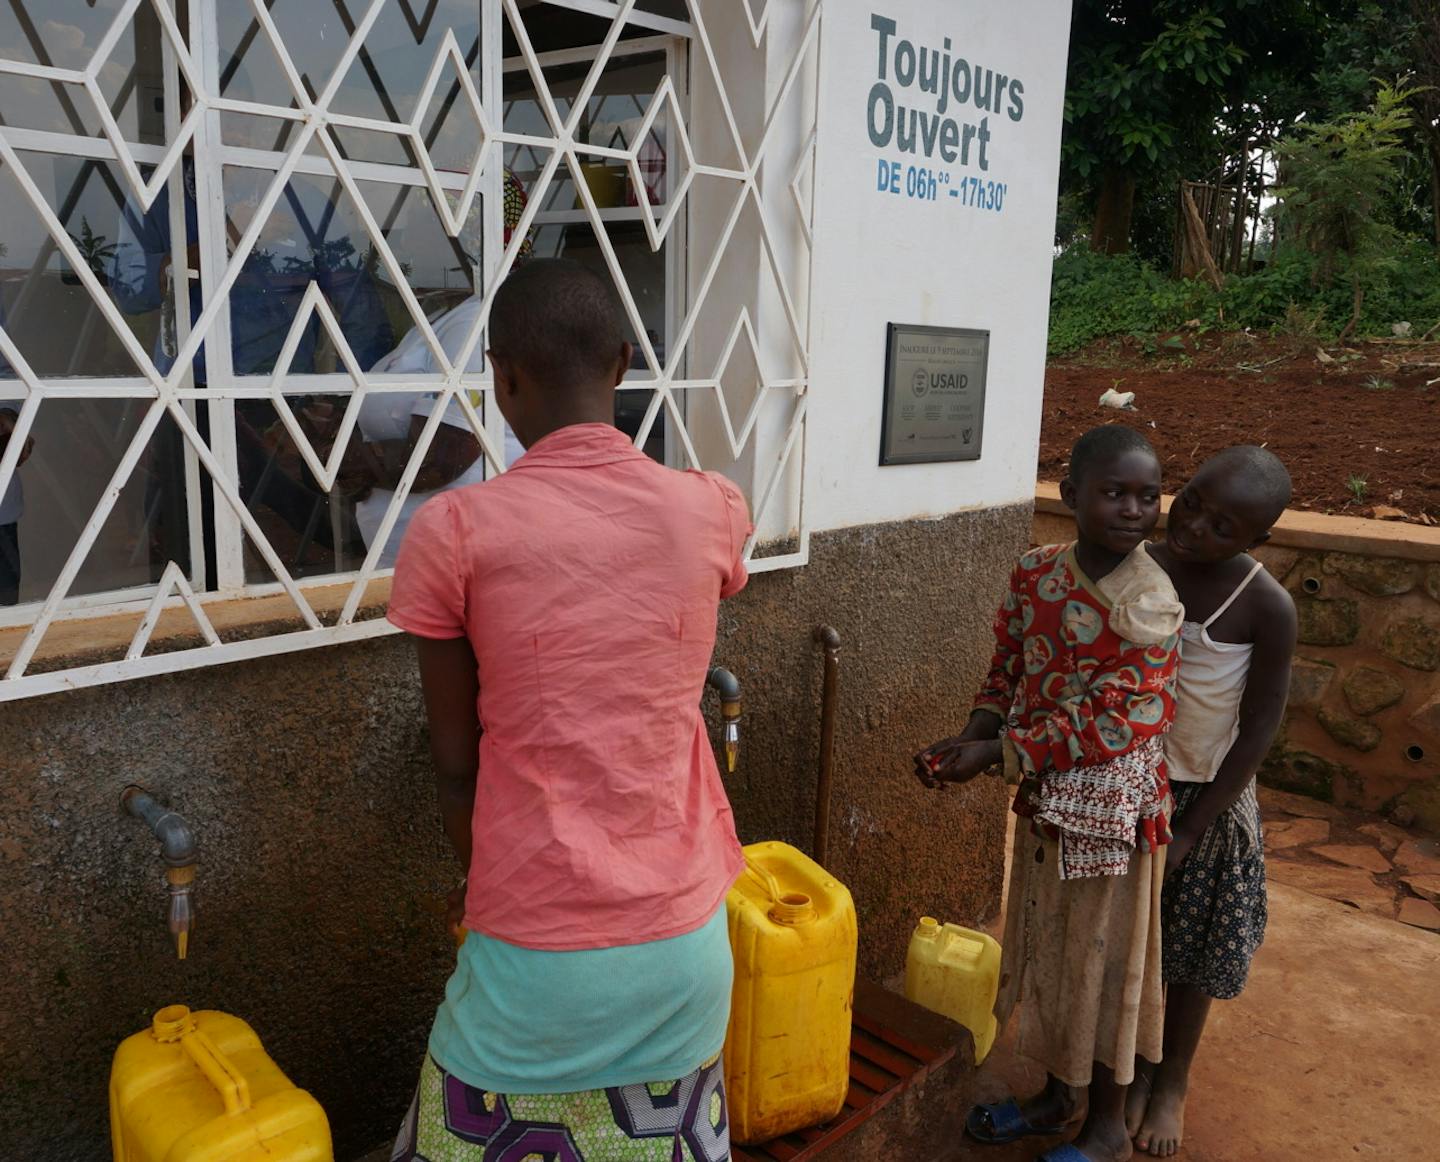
xmin=812 ymin=626 xmax=841 ymax=867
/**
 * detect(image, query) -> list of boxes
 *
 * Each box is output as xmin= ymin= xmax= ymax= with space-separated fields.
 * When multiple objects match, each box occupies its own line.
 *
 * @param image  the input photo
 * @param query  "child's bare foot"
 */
xmin=1133 ymin=1070 xmax=1186 ymax=1157
xmin=1124 ymin=1063 xmax=1153 ymax=1138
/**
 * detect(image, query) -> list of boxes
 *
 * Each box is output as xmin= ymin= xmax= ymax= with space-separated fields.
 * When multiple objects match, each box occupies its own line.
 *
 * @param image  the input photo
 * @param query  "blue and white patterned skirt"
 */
xmin=1161 ymin=780 xmax=1268 ymax=1000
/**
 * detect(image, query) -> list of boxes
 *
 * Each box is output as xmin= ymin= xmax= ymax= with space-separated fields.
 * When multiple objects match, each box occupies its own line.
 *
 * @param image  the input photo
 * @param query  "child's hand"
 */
xmin=914 ymin=738 xmax=1002 ymax=788
xmin=1162 ymin=827 xmax=1197 ymax=874
xmin=445 ymin=878 xmax=467 ymax=941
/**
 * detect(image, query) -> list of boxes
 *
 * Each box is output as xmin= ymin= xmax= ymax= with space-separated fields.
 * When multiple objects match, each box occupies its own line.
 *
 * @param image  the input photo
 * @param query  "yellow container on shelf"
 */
xmin=903 ymin=917 xmax=1001 ymax=1063
xmin=110 ymin=1005 xmax=332 ymax=1162
xmin=724 ymin=841 xmax=857 ymax=1145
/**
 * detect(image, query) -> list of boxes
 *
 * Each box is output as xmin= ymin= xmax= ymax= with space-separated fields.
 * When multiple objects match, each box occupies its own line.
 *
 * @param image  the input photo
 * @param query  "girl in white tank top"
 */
xmin=1166 ymin=559 xmax=1267 ymax=784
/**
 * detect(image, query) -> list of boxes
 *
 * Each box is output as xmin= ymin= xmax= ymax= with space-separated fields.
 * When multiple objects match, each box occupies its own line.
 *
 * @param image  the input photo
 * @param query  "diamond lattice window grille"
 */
xmin=0 ymin=0 xmax=822 ymax=700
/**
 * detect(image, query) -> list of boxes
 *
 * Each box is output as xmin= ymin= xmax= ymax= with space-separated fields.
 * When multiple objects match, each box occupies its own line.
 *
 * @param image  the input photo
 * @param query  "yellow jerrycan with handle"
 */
xmin=110 ymin=1005 xmax=332 ymax=1162
xmin=903 ymin=916 xmax=1001 ymax=1062
xmin=724 ymin=841 xmax=857 ymax=1145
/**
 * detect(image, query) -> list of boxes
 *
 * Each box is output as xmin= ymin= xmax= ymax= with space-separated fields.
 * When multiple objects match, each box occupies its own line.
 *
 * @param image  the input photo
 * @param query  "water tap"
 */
xmin=121 ymin=786 xmax=197 ymax=960
xmin=705 ymin=666 xmax=742 ymax=773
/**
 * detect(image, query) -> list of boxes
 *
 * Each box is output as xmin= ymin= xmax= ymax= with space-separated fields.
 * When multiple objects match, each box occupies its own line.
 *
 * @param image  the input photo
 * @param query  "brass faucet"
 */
xmin=706 ymin=666 xmax=741 ymax=773
xmin=121 ymin=786 xmax=197 ymax=960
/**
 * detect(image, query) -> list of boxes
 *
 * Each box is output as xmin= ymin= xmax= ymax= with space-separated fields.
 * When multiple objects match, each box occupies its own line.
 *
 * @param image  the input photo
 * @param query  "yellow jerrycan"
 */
xmin=903 ymin=917 xmax=1001 ymax=1063
xmin=724 ymin=841 xmax=857 ymax=1145
xmin=110 ymin=1005 xmax=332 ymax=1162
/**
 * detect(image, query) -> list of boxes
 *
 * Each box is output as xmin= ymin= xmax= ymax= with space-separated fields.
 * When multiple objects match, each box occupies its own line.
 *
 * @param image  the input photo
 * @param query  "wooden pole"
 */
xmin=1231 ymin=141 xmax=1250 ymax=273
xmin=1183 ymin=185 xmax=1226 ymax=291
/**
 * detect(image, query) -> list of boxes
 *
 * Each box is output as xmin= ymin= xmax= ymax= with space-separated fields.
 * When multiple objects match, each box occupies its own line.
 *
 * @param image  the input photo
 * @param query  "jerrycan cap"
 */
xmin=770 ymin=892 xmax=816 ymax=925
xmin=916 ymin=916 xmax=940 ymax=938
xmin=151 ymin=1004 xmax=196 ymax=1043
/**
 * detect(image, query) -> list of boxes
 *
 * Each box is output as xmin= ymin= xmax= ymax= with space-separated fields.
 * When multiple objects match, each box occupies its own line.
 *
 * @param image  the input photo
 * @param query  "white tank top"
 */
xmin=1166 ymin=559 xmax=1266 ymax=784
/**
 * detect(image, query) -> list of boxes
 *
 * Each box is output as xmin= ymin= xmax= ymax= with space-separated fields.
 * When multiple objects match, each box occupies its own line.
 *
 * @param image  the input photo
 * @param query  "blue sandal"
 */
xmin=1036 ymin=1147 xmax=1093 ymax=1161
xmin=965 ymin=1098 xmax=1069 ymax=1144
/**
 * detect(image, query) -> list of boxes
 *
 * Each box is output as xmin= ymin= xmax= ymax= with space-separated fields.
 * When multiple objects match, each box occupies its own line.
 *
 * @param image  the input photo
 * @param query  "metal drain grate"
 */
xmin=732 ymin=981 xmax=962 ymax=1162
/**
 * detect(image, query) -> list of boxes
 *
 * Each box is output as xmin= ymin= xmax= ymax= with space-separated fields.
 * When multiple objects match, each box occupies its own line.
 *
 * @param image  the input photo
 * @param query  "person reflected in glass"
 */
xmin=352 ymin=170 xmax=532 ymax=567
xmin=111 ymin=159 xmax=394 ymax=574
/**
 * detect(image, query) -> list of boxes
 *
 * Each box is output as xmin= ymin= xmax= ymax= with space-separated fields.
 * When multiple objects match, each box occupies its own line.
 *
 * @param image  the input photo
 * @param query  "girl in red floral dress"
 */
xmin=918 ymin=425 xmax=1183 ymax=1162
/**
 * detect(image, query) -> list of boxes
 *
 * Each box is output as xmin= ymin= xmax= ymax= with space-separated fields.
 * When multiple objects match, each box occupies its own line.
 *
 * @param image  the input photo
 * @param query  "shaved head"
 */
xmin=1197 ymin=446 xmax=1292 ymax=527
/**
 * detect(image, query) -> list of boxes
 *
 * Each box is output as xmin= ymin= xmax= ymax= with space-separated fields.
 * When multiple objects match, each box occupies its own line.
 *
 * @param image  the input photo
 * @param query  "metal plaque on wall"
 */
xmin=879 ymin=324 xmax=989 ymax=465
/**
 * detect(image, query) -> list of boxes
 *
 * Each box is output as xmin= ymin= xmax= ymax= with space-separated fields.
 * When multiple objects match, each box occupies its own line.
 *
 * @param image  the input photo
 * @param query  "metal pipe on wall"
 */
xmin=812 ymin=625 xmax=841 ymax=867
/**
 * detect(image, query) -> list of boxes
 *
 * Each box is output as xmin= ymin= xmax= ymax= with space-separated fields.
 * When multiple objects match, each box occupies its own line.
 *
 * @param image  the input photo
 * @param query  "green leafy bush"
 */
xmin=1048 ymin=243 xmax=1440 ymax=356
xmin=1047 ymin=248 xmax=1213 ymax=355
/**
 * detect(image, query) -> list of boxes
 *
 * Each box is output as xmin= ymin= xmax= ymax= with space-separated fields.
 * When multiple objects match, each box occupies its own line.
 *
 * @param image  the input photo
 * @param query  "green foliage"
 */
xmin=1064 ymin=2 xmax=1250 ymax=182
xmin=1274 ymin=82 xmax=1417 ymax=278
xmin=1048 ymin=242 xmax=1440 ymax=355
xmin=1047 ymin=248 xmax=1212 ymax=355
xmin=67 ymin=217 xmax=117 ymax=276
xmin=1347 ymin=474 xmax=1369 ymax=503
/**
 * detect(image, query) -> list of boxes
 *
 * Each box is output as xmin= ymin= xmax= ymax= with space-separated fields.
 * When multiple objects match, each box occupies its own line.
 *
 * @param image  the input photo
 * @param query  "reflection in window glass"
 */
xmin=227 ymin=168 xmax=486 ymax=583
xmin=217 ymin=0 xmax=482 ymax=169
xmin=0 ymin=397 xmax=190 ymax=606
xmin=0 ymin=1 xmax=691 ymax=615
xmin=0 ymin=1 xmax=134 ymax=72
xmin=0 ymin=153 xmax=163 ymax=378
xmin=0 ymin=2 xmax=169 ymax=144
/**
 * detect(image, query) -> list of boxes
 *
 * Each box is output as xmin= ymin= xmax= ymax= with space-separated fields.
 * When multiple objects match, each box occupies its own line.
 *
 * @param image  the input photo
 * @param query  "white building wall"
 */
xmin=805 ymin=1 xmax=1072 ymax=533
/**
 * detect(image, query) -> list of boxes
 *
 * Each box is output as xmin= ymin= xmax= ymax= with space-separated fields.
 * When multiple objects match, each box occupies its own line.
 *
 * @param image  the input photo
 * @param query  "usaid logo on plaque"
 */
xmin=912 ymin=367 xmax=972 ymax=399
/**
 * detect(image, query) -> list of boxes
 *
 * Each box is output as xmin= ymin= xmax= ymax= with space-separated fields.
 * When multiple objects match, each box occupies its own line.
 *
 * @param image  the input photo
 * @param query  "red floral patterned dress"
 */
xmin=974 ymin=543 xmax=1182 ymax=877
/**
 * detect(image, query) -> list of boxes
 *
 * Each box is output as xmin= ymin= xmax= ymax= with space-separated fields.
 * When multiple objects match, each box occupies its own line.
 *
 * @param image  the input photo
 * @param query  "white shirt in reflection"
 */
xmin=356 ymin=297 xmax=522 ymax=569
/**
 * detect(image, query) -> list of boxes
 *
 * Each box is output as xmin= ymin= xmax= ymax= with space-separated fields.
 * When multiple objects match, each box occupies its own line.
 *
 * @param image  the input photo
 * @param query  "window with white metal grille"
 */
xmin=0 ymin=0 xmax=819 ymax=700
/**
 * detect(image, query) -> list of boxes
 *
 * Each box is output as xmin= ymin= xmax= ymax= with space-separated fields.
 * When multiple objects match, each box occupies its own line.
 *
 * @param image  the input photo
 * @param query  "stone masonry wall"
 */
xmin=1269 ymin=553 xmax=1440 ymax=829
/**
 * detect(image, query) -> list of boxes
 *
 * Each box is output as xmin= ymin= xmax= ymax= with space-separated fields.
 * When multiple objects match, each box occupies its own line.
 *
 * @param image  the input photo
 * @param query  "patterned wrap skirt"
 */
xmin=1161 ymin=779 xmax=1268 ymax=1000
xmin=391 ymin=1053 xmax=731 ymax=1162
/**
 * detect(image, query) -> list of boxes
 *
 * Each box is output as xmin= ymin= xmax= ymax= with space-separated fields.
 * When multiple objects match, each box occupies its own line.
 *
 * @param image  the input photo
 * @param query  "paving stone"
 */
xmin=1341 ymin=666 xmax=1406 ymax=717
xmin=1323 ymin=553 xmax=1419 ymax=596
xmin=1267 ymin=859 xmax=1396 ymax=917
xmin=1426 ymin=563 xmax=1440 ymax=603
xmin=1400 ymin=873 xmax=1440 ymax=903
xmin=1358 ymin=821 xmax=1410 ymax=855
xmin=1288 ymin=656 xmax=1336 ymax=711
xmin=1394 ymin=838 xmax=1440 ymax=877
xmin=1317 ymin=708 xmax=1382 ymax=753
xmin=1263 ymin=817 xmax=1331 ymax=849
xmin=1257 ymin=785 xmax=1340 ymax=820
xmin=1397 ymin=897 xmax=1440 ymax=931
xmin=1312 ymin=843 xmax=1392 ymax=873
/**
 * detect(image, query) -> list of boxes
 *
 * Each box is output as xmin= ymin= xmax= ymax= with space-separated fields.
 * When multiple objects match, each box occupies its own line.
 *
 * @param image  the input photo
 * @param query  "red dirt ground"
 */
xmin=1038 ymin=333 xmax=1440 ymax=525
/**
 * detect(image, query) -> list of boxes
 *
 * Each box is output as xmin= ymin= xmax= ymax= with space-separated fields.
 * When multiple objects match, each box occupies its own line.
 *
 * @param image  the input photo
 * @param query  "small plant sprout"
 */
xmin=1346 ymin=474 xmax=1369 ymax=503
xmin=1363 ymin=375 xmax=1397 ymax=391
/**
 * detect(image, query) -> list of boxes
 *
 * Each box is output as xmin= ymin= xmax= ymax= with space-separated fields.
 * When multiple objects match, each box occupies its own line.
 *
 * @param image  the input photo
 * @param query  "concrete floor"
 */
xmin=965 ymin=874 xmax=1440 ymax=1162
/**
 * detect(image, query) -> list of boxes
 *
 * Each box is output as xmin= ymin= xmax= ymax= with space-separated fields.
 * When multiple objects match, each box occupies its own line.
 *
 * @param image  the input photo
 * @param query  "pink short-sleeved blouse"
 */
xmin=388 ymin=423 xmax=750 ymax=951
